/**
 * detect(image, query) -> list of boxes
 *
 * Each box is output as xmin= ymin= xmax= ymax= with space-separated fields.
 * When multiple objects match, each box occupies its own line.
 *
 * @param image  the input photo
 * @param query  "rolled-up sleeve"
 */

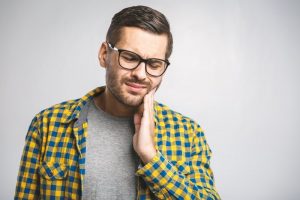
xmin=136 ymin=124 xmax=220 ymax=200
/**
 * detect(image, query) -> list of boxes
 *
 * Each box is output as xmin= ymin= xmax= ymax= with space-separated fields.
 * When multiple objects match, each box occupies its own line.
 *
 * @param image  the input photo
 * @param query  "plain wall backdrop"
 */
xmin=1 ymin=1 xmax=300 ymax=199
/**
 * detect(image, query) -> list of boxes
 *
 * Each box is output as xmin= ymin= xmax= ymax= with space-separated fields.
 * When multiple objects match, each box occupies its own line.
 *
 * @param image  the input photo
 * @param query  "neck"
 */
xmin=94 ymin=88 xmax=136 ymax=117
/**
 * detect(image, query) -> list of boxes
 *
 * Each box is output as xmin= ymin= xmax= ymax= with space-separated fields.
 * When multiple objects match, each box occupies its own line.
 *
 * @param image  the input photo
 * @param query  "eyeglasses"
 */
xmin=107 ymin=42 xmax=170 ymax=77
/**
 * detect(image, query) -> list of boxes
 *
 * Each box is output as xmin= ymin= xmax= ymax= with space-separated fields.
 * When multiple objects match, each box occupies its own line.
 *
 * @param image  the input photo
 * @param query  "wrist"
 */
xmin=138 ymin=148 xmax=157 ymax=164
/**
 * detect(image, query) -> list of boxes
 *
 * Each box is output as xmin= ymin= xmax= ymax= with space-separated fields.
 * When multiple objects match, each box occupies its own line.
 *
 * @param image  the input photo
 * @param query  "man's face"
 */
xmin=101 ymin=27 xmax=168 ymax=107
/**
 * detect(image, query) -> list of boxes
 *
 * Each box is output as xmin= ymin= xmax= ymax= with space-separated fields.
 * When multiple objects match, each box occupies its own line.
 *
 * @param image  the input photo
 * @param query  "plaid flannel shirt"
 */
xmin=15 ymin=86 xmax=220 ymax=200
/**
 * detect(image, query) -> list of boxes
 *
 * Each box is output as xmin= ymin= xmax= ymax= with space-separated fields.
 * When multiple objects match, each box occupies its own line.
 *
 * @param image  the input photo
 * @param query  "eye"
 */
xmin=148 ymin=60 xmax=164 ymax=69
xmin=120 ymin=51 xmax=139 ymax=62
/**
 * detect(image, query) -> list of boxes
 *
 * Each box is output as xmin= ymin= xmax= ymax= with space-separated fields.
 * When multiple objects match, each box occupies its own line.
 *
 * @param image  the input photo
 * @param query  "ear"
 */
xmin=98 ymin=42 xmax=109 ymax=68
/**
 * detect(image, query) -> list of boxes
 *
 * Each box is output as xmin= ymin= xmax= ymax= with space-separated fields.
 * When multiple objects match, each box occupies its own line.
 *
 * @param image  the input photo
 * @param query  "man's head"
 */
xmin=99 ymin=5 xmax=172 ymax=107
xmin=106 ymin=5 xmax=173 ymax=59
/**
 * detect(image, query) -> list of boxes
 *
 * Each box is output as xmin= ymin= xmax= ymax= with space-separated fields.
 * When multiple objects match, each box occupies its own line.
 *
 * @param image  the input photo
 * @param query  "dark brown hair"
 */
xmin=106 ymin=5 xmax=173 ymax=59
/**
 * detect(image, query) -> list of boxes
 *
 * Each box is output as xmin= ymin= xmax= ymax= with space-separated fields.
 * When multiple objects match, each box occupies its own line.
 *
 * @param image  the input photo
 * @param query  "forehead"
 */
xmin=116 ymin=27 xmax=168 ymax=59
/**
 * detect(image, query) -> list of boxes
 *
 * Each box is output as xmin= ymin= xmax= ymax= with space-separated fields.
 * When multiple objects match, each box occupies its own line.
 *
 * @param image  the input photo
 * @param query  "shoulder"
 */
xmin=154 ymin=101 xmax=201 ymax=131
xmin=154 ymin=102 xmax=209 ymax=151
xmin=24 ymin=98 xmax=81 ymax=140
xmin=33 ymin=98 xmax=81 ymax=124
xmin=32 ymin=87 xmax=104 ymax=122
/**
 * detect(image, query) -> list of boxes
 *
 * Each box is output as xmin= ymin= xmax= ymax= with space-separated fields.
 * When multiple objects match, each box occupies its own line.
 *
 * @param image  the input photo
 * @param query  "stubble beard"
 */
xmin=106 ymin=72 xmax=150 ymax=107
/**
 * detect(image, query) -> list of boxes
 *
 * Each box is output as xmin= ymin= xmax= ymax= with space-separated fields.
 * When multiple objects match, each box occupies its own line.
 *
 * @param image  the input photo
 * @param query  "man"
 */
xmin=15 ymin=5 xmax=220 ymax=200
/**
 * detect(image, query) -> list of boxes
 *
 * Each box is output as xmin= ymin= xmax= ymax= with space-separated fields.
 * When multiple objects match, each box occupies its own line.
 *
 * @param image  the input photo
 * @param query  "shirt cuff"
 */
xmin=135 ymin=151 xmax=177 ymax=194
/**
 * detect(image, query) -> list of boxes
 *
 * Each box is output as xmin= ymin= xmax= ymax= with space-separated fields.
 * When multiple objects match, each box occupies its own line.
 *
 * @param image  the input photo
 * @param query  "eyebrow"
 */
xmin=112 ymin=43 xmax=166 ymax=60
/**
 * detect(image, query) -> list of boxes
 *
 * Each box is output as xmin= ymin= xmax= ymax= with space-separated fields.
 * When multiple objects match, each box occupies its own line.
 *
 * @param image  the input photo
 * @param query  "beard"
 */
xmin=106 ymin=68 xmax=152 ymax=107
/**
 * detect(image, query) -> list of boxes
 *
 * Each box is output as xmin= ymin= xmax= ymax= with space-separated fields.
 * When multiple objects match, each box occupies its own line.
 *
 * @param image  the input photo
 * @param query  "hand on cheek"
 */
xmin=133 ymin=88 xmax=157 ymax=164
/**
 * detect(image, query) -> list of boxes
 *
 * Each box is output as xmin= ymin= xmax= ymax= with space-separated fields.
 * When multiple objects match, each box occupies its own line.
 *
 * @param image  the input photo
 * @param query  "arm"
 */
xmin=136 ymin=124 xmax=220 ymax=200
xmin=133 ymin=89 xmax=220 ymax=199
xmin=15 ymin=116 xmax=41 ymax=200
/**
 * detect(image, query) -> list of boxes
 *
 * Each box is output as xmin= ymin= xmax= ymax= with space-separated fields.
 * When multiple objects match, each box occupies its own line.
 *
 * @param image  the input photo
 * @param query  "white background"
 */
xmin=1 ymin=1 xmax=299 ymax=199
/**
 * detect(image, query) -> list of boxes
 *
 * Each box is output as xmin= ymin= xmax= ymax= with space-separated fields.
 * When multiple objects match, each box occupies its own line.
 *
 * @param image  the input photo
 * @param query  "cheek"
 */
xmin=107 ymin=67 xmax=132 ymax=87
xmin=150 ymin=77 xmax=162 ymax=90
xmin=106 ymin=64 xmax=120 ymax=79
xmin=106 ymin=57 xmax=121 ymax=77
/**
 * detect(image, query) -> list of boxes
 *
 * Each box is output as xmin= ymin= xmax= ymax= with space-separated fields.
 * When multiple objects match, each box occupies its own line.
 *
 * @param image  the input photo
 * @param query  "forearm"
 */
xmin=136 ymin=151 xmax=220 ymax=200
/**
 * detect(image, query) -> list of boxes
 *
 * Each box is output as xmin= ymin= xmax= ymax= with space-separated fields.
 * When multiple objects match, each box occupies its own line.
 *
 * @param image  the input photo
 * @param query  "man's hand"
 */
xmin=133 ymin=88 xmax=157 ymax=164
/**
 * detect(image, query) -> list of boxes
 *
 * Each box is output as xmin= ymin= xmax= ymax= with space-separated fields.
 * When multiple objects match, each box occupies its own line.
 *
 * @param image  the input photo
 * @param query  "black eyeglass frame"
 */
xmin=107 ymin=42 xmax=170 ymax=77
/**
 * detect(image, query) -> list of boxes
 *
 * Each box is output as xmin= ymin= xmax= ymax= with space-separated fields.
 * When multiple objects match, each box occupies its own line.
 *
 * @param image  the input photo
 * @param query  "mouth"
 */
xmin=125 ymin=82 xmax=148 ymax=94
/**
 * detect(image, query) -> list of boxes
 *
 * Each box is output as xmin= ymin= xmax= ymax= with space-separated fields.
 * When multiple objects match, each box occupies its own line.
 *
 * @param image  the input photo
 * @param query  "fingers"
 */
xmin=140 ymin=87 xmax=155 ymax=131
xmin=148 ymin=87 xmax=156 ymax=117
xmin=143 ymin=87 xmax=155 ymax=118
xmin=136 ymin=87 xmax=156 ymax=130
xmin=143 ymin=91 xmax=150 ymax=122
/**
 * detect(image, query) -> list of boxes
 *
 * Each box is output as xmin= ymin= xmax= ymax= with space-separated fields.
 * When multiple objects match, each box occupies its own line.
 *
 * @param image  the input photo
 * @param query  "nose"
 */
xmin=131 ymin=61 xmax=147 ymax=80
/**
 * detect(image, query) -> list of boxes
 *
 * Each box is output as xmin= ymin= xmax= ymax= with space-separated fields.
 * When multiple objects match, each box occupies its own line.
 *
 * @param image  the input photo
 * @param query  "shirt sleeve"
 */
xmin=15 ymin=115 xmax=41 ymax=200
xmin=136 ymin=124 xmax=221 ymax=200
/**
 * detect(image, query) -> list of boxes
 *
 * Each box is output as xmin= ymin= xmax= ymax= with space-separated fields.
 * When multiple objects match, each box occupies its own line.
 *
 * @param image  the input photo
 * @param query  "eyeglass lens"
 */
xmin=119 ymin=50 xmax=167 ymax=77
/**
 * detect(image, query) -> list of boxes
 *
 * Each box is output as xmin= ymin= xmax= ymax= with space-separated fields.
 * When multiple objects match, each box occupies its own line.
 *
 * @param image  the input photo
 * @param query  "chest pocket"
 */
xmin=38 ymin=161 xmax=69 ymax=198
xmin=170 ymin=160 xmax=190 ymax=175
xmin=38 ymin=161 xmax=68 ymax=180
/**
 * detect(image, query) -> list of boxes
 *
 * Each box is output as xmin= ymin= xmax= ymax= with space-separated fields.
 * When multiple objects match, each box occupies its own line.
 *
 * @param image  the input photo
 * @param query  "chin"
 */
xmin=122 ymin=96 xmax=144 ymax=107
xmin=109 ymin=84 xmax=146 ymax=107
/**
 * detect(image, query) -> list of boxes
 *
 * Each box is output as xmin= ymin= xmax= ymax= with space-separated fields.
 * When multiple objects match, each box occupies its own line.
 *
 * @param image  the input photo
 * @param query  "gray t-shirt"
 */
xmin=82 ymin=99 xmax=138 ymax=200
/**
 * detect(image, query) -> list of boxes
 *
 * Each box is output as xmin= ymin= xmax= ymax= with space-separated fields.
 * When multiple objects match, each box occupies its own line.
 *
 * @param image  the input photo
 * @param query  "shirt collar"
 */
xmin=62 ymin=86 xmax=160 ymax=125
xmin=61 ymin=86 xmax=105 ymax=124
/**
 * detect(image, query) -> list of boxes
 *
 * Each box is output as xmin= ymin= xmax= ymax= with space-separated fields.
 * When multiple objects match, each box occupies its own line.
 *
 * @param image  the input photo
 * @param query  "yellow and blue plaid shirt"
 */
xmin=15 ymin=87 xmax=220 ymax=199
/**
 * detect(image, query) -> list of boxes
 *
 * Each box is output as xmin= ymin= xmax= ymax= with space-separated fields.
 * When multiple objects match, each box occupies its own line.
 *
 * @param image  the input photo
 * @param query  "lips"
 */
xmin=125 ymin=82 xmax=147 ymax=93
